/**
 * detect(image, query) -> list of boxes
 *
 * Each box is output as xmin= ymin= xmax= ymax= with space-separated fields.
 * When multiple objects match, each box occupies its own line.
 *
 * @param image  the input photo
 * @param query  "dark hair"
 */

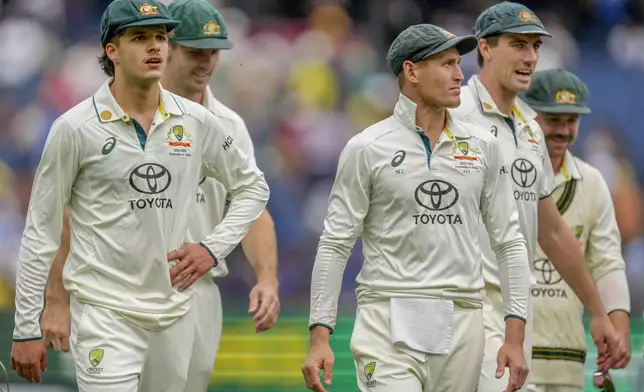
xmin=97 ymin=31 xmax=124 ymax=77
xmin=477 ymin=35 xmax=499 ymax=67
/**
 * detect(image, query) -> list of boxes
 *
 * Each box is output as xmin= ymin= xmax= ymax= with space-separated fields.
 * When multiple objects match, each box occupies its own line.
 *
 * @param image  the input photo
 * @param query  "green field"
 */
xmin=0 ymin=313 xmax=640 ymax=391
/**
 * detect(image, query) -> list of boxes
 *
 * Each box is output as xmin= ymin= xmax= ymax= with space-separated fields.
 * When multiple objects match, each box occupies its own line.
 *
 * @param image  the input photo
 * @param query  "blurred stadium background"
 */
xmin=0 ymin=0 xmax=643 ymax=390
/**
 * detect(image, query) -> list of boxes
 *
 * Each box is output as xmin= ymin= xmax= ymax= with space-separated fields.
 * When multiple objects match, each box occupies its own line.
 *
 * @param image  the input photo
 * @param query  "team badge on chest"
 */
xmin=166 ymin=125 xmax=193 ymax=157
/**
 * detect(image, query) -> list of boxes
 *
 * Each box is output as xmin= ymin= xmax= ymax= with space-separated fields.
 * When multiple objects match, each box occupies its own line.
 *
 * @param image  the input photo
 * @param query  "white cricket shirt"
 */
xmin=13 ymin=80 xmax=269 ymax=339
xmin=185 ymin=86 xmax=257 ymax=278
xmin=309 ymin=93 xmax=530 ymax=330
xmin=453 ymin=75 xmax=556 ymax=288
xmin=531 ymin=151 xmax=628 ymax=387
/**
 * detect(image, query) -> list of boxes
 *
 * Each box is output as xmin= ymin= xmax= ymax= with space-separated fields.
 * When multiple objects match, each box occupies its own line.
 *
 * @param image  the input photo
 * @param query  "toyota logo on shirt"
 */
xmin=129 ymin=163 xmax=172 ymax=194
xmin=414 ymin=180 xmax=459 ymax=211
xmin=511 ymin=158 xmax=537 ymax=188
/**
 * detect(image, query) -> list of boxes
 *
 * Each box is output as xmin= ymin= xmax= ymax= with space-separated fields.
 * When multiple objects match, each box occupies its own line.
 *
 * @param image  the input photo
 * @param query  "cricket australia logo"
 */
xmin=364 ymin=361 xmax=376 ymax=388
xmin=167 ymin=125 xmax=193 ymax=157
xmin=87 ymin=348 xmax=104 ymax=374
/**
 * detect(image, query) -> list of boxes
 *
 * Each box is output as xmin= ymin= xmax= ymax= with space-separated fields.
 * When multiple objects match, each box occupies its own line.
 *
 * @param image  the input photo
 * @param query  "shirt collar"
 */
xmin=201 ymin=85 xmax=215 ymax=111
xmin=555 ymin=150 xmax=583 ymax=186
xmin=393 ymin=93 xmax=470 ymax=140
xmin=92 ymin=78 xmax=183 ymax=124
xmin=467 ymin=75 xmax=537 ymax=121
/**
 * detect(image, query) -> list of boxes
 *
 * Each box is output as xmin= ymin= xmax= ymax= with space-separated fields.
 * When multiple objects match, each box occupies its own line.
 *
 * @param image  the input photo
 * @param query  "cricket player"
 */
xmin=9 ymin=0 xmax=269 ymax=391
xmin=36 ymin=1 xmax=280 ymax=391
xmin=524 ymin=69 xmax=631 ymax=392
xmin=451 ymin=2 xmax=628 ymax=391
xmin=302 ymin=24 xmax=532 ymax=392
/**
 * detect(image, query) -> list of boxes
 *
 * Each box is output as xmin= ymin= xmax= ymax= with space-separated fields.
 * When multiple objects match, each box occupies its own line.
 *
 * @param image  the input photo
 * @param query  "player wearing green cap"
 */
xmin=34 ymin=1 xmax=279 ymax=391
xmin=9 ymin=0 xmax=269 ymax=390
xmin=140 ymin=1 xmax=280 ymax=390
xmin=524 ymin=69 xmax=631 ymax=392
xmin=302 ymin=23 xmax=531 ymax=392
xmin=451 ymin=2 xmax=628 ymax=392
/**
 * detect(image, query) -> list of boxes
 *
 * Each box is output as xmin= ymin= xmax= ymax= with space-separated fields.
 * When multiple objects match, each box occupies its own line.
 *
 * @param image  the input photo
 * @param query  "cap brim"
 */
xmin=172 ymin=38 xmax=234 ymax=50
xmin=501 ymin=25 xmax=552 ymax=37
xmin=528 ymin=103 xmax=591 ymax=115
xmin=423 ymin=35 xmax=479 ymax=59
xmin=120 ymin=18 xmax=181 ymax=33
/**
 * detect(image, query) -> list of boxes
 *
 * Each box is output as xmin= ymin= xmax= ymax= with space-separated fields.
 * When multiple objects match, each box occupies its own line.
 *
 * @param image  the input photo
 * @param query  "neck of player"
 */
xmin=415 ymin=102 xmax=447 ymax=147
xmin=160 ymin=74 xmax=205 ymax=104
xmin=110 ymin=75 xmax=161 ymax=123
xmin=478 ymin=68 xmax=516 ymax=117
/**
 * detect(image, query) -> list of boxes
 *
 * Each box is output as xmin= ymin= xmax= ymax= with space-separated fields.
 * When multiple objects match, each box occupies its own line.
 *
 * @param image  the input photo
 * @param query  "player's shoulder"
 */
xmin=58 ymin=96 xmax=97 ymax=131
xmin=452 ymin=85 xmax=481 ymax=120
xmin=450 ymin=115 xmax=496 ymax=145
xmin=168 ymin=92 xmax=210 ymax=124
xmin=572 ymin=155 xmax=607 ymax=185
xmin=353 ymin=115 xmax=404 ymax=148
xmin=207 ymin=96 xmax=245 ymax=126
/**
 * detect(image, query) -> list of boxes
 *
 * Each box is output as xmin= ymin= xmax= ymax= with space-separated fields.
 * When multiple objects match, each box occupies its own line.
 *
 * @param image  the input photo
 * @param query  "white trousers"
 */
xmin=139 ymin=275 xmax=222 ymax=392
xmin=70 ymin=275 xmax=222 ymax=392
xmin=350 ymin=299 xmax=484 ymax=392
xmin=479 ymin=283 xmax=533 ymax=392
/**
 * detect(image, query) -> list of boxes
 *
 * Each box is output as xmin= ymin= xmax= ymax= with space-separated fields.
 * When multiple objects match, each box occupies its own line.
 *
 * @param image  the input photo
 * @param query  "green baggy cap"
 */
xmin=387 ymin=24 xmax=478 ymax=76
xmin=100 ymin=0 xmax=180 ymax=47
xmin=525 ymin=69 xmax=591 ymax=115
xmin=474 ymin=1 xmax=550 ymax=39
xmin=169 ymin=0 xmax=233 ymax=50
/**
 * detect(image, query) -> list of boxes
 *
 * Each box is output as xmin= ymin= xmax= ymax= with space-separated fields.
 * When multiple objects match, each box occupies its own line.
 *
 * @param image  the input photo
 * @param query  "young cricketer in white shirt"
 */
xmin=9 ymin=1 xmax=269 ymax=390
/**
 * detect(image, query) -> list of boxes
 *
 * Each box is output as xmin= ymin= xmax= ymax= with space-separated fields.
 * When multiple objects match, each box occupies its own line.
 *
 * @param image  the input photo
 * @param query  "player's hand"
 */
xmin=167 ymin=243 xmax=217 ymax=291
xmin=40 ymin=298 xmax=71 ymax=352
xmin=10 ymin=340 xmax=47 ymax=383
xmin=590 ymin=314 xmax=624 ymax=371
xmin=302 ymin=339 xmax=334 ymax=392
xmin=496 ymin=342 xmax=529 ymax=392
xmin=249 ymin=279 xmax=280 ymax=332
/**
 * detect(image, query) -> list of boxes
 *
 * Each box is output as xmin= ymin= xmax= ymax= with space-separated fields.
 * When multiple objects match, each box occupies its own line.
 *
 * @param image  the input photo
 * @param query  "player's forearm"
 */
xmin=14 ymin=117 xmax=78 ymax=340
xmin=45 ymin=208 xmax=71 ymax=304
xmin=539 ymin=225 xmax=606 ymax=318
xmin=309 ymin=241 xmax=351 ymax=332
xmin=608 ymin=310 xmax=630 ymax=345
xmin=201 ymin=177 xmax=269 ymax=261
xmin=504 ymin=317 xmax=526 ymax=346
xmin=45 ymin=247 xmax=70 ymax=305
xmin=14 ymin=213 xmax=65 ymax=339
xmin=310 ymin=324 xmax=332 ymax=345
xmin=494 ymin=237 xmax=530 ymax=321
xmin=241 ymin=209 xmax=278 ymax=284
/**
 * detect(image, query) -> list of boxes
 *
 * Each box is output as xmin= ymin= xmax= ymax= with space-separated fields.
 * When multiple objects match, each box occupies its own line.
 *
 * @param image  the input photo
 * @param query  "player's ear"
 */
xmin=478 ymin=39 xmax=491 ymax=62
xmin=105 ymin=41 xmax=119 ymax=63
xmin=402 ymin=60 xmax=419 ymax=84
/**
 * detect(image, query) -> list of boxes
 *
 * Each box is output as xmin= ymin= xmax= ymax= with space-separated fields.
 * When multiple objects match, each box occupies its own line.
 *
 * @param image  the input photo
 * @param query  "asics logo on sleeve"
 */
xmin=413 ymin=180 xmax=463 ymax=225
xmin=391 ymin=150 xmax=406 ymax=167
xmin=128 ymin=163 xmax=174 ymax=210
xmin=101 ymin=137 xmax=116 ymax=155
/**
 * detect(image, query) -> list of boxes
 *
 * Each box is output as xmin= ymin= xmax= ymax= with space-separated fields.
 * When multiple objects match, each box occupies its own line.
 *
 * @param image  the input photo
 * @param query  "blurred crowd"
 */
xmin=0 ymin=0 xmax=643 ymax=316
